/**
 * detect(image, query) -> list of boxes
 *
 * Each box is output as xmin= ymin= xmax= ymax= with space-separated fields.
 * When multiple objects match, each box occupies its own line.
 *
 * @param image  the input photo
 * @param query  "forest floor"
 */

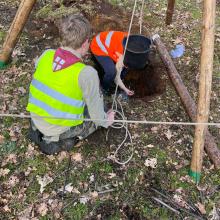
xmin=0 ymin=0 xmax=220 ymax=219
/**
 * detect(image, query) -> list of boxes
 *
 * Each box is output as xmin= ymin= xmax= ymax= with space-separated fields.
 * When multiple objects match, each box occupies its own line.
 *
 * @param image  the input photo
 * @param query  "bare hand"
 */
xmin=125 ymin=88 xmax=134 ymax=96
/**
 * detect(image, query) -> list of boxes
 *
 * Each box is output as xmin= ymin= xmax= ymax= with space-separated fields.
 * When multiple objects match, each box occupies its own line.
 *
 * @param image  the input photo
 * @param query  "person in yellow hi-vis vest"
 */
xmin=26 ymin=15 xmax=115 ymax=155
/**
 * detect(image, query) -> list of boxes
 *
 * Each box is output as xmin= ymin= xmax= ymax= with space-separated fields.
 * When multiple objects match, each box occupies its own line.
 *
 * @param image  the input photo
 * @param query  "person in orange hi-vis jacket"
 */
xmin=90 ymin=31 xmax=134 ymax=96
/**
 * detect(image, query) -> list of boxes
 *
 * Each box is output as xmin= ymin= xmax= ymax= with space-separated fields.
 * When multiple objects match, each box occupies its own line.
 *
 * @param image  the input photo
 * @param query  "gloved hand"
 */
xmin=107 ymin=109 xmax=116 ymax=126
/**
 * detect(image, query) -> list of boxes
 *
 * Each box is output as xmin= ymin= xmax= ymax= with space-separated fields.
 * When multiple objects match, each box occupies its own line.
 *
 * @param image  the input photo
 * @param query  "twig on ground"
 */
xmin=98 ymin=189 xmax=115 ymax=194
xmin=151 ymin=188 xmax=207 ymax=220
xmin=152 ymin=197 xmax=180 ymax=214
xmin=61 ymin=153 xmax=72 ymax=199
xmin=151 ymin=188 xmax=181 ymax=210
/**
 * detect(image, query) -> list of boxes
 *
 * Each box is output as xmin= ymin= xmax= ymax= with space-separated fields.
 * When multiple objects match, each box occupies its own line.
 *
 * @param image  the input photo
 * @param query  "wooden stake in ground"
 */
xmin=166 ymin=0 xmax=176 ymax=25
xmin=190 ymin=0 xmax=216 ymax=183
xmin=0 ymin=0 xmax=36 ymax=69
xmin=152 ymin=34 xmax=220 ymax=170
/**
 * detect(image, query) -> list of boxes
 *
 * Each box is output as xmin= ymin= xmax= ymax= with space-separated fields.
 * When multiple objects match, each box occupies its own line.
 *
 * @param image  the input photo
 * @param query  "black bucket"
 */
xmin=123 ymin=35 xmax=152 ymax=70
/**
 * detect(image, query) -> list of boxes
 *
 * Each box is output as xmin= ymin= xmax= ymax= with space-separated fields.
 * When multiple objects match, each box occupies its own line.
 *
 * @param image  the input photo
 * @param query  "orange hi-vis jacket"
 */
xmin=90 ymin=31 xmax=127 ymax=63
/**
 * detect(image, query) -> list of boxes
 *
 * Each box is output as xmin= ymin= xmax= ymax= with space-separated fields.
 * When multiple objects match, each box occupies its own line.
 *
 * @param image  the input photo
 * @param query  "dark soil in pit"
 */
xmin=125 ymin=50 xmax=166 ymax=100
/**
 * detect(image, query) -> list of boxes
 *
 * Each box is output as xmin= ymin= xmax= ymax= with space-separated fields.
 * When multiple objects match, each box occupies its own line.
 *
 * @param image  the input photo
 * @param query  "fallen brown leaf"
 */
xmin=0 ymin=168 xmax=10 ymax=177
xmin=3 ymin=205 xmax=11 ymax=213
xmin=71 ymin=153 xmax=82 ymax=162
xmin=37 ymin=203 xmax=48 ymax=216
xmin=195 ymin=202 xmax=206 ymax=215
xmin=90 ymin=191 xmax=99 ymax=199
xmin=0 ymin=135 xmax=4 ymax=144
xmin=7 ymin=175 xmax=19 ymax=188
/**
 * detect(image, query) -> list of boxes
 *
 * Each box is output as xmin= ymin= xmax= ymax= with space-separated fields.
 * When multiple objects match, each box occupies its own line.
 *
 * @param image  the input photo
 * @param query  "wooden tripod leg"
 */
xmin=0 ymin=0 xmax=36 ymax=69
xmin=166 ymin=0 xmax=176 ymax=25
xmin=190 ymin=0 xmax=216 ymax=183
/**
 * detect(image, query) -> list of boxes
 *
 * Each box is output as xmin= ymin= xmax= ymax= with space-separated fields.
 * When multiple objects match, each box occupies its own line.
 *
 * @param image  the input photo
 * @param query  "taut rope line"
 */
xmin=0 ymin=113 xmax=219 ymax=127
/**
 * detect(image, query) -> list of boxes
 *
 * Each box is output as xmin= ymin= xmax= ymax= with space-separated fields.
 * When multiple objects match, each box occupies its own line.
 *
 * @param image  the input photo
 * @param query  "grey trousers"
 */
xmin=59 ymin=120 xmax=97 ymax=141
xmin=58 ymin=107 xmax=97 ymax=141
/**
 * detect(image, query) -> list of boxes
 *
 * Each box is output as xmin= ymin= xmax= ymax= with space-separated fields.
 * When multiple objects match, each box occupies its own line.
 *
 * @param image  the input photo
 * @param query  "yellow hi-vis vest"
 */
xmin=26 ymin=50 xmax=85 ymax=127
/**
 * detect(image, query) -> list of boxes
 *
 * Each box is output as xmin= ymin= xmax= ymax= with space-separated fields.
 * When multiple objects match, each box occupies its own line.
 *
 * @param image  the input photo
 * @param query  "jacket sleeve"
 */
xmin=78 ymin=65 xmax=109 ymax=128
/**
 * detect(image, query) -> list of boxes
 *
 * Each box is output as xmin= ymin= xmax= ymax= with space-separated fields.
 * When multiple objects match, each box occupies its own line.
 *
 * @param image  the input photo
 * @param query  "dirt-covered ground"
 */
xmin=0 ymin=0 xmax=220 ymax=219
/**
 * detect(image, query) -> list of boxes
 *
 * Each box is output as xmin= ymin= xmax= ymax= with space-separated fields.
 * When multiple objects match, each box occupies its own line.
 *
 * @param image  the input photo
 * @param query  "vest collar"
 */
xmin=53 ymin=47 xmax=81 ymax=72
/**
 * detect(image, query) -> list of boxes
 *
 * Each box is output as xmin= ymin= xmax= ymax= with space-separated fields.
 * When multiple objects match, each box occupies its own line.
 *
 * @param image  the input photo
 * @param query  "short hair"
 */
xmin=59 ymin=14 xmax=91 ymax=49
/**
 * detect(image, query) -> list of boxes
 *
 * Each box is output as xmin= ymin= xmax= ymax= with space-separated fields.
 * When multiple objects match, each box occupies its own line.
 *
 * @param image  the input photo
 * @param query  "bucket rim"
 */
xmin=123 ymin=34 xmax=152 ymax=54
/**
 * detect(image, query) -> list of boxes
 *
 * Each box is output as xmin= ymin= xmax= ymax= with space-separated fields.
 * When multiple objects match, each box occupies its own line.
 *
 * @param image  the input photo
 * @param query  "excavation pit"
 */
xmin=124 ymin=50 xmax=166 ymax=100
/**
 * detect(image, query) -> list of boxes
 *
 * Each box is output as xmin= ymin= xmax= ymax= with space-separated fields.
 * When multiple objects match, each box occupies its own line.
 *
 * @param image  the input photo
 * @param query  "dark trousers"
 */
xmin=94 ymin=55 xmax=128 ymax=92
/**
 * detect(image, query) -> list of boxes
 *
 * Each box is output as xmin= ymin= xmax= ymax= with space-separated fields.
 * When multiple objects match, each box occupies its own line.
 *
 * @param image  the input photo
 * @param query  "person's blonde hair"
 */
xmin=59 ymin=14 xmax=91 ymax=49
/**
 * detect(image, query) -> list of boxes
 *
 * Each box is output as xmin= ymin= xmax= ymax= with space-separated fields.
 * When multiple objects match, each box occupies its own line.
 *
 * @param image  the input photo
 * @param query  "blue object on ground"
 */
xmin=118 ymin=91 xmax=129 ymax=102
xmin=170 ymin=44 xmax=185 ymax=58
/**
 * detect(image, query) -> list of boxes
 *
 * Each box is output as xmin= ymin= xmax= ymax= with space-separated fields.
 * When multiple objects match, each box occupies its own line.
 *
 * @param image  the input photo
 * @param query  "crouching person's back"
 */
xmin=26 ymin=14 xmax=115 ymax=155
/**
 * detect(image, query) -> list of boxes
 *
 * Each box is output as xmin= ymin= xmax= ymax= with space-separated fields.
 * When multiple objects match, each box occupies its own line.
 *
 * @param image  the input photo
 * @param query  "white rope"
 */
xmin=106 ymin=99 xmax=134 ymax=165
xmin=0 ymin=113 xmax=220 ymax=127
xmin=110 ymin=0 xmax=139 ymax=165
xmin=111 ymin=0 xmax=138 ymax=109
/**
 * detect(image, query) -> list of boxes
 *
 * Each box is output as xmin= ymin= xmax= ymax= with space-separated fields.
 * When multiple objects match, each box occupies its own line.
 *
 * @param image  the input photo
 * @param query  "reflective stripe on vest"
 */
xmin=31 ymin=78 xmax=84 ymax=108
xmin=105 ymin=31 xmax=114 ymax=48
xmin=29 ymin=95 xmax=83 ymax=120
xmin=27 ymin=49 xmax=85 ymax=127
xmin=96 ymin=31 xmax=115 ymax=54
xmin=96 ymin=34 xmax=108 ymax=54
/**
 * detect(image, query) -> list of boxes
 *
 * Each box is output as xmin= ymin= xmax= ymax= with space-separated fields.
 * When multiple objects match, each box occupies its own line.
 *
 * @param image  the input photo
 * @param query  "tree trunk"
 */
xmin=166 ymin=0 xmax=176 ymax=25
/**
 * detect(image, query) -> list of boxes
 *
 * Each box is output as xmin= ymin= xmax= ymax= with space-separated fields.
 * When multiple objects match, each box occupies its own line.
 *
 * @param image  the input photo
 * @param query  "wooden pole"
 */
xmin=166 ymin=0 xmax=176 ymax=25
xmin=0 ymin=0 xmax=36 ymax=69
xmin=152 ymin=34 xmax=220 ymax=170
xmin=190 ymin=0 xmax=216 ymax=183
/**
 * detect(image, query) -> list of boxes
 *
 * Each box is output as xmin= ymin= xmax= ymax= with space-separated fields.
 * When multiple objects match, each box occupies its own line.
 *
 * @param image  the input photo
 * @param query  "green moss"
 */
xmin=36 ymin=5 xmax=53 ymax=18
xmin=20 ymin=156 xmax=49 ymax=176
xmin=108 ymin=0 xmax=119 ymax=6
xmin=107 ymin=213 xmax=121 ymax=220
xmin=0 ymin=30 xmax=6 ymax=43
xmin=63 ymin=203 xmax=88 ymax=220
xmin=0 ymin=141 xmax=17 ymax=155
xmin=126 ymin=167 xmax=139 ymax=184
xmin=190 ymin=8 xmax=202 ymax=20
xmin=209 ymin=171 xmax=220 ymax=185
xmin=36 ymin=4 xmax=79 ymax=20
xmin=2 ymin=117 xmax=15 ymax=128
xmin=25 ymin=181 xmax=42 ymax=203
xmin=148 ymin=147 xmax=167 ymax=165
xmin=79 ymin=160 xmax=113 ymax=182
